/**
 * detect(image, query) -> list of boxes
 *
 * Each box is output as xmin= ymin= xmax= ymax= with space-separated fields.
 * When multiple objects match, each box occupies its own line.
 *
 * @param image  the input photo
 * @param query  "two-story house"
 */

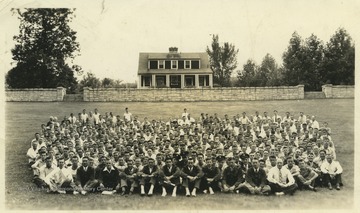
xmin=137 ymin=47 xmax=213 ymax=88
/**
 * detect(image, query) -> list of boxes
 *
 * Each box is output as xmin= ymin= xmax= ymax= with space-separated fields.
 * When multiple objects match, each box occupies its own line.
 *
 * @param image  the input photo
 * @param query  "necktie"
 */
xmin=279 ymin=169 xmax=283 ymax=184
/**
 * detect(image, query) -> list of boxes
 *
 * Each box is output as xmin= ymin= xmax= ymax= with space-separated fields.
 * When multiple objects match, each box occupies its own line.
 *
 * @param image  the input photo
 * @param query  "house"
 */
xmin=137 ymin=47 xmax=213 ymax=88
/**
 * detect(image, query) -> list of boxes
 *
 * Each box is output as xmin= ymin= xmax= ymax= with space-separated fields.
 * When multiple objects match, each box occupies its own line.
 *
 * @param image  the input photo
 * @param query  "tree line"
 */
xmin=208 ymin=30 xmax=354 ymax=91
xmin=6 ymin=9 xmax=355 ymax=92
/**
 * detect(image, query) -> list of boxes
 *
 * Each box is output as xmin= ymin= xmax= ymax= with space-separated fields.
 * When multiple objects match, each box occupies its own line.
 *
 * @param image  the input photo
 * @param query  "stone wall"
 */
xmin=5 ymin=87 xmax=66 ymax=101
xmin=322 ymin=84 xmax=354 ymax=98
xmin=83 ymin=85 xmax=305 ymax=102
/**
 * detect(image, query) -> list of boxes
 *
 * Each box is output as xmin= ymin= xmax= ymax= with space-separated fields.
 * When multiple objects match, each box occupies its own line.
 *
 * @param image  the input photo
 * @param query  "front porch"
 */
xmin=138 ymin=74 xmax=213 ymax=88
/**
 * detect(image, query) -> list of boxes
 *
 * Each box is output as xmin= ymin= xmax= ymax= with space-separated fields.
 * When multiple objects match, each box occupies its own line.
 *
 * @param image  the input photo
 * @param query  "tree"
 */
xmin=237 ymin=59 xmax=258 ymax=87
xmin=258 ymin=53 xmax=281 ymax=86
xmin=6 ymin=8 xmax=81 ymax=92
xmin=78 ymin=72 xmax=101 ymax=90
xmin=102 ymin=78 xmax=123 ymax=88
xmin=207 ymin=35 xmax=239 ymax=87
xmin=301 ymin=34 xmax=324 ymax=90
xmin=282 ymin=32 xmax=305 ymax=87
xmin=322 ymin=28 xmax=355 ymax=85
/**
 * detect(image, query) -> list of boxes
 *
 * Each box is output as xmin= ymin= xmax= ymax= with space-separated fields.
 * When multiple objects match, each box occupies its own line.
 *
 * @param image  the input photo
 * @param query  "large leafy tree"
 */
xmin=207 ymin=35 xmax=239 ymax=87
xmin=258 ymin=53 xmax=281 ymax=86
xmin=301 ymin=34 xmax=324 ymax=90
xmin=322 ymin=28 xmax=355 ymax=85
xmin=237 ymin=59 xmax=258 ymax=87
xmin=282 ymin=32 xmax=305 ymax=87
xmin=6 ymin=8 xmax=81 ymax=92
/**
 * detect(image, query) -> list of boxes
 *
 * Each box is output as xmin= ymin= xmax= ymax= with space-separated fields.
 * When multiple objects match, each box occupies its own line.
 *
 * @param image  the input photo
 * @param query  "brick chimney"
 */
xmin=169 ymin=47 xmax=178 ymax=54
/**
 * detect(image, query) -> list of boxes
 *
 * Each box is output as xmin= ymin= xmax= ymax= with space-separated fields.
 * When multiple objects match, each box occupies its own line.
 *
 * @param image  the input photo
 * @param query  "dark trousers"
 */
xmin=323 ymin=173 xmax=342 ymax=186
xmin=269 ymin=182 xmax=298 ymax=195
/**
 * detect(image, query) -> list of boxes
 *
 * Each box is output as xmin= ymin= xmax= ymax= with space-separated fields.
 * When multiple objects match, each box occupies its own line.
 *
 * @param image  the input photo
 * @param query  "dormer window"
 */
xmin=158 ymin=60 xmax=165 ymax=69
xmin=171 ymin=60 xmax=178 ymax=69
xmin=185 ymin=60 xmax=191 ymax=69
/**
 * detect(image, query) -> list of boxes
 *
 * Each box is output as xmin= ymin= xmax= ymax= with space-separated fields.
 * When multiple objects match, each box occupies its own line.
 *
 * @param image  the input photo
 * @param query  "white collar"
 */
xmin=103 ymin=166 xmax=115 ymax=172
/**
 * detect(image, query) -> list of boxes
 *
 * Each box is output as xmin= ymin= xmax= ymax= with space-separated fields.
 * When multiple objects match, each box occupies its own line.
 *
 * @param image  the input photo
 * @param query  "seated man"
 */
xmin=98 ymin=158 xmax=121 ymax=194
xmin=46 ymin=157 xmax=77 ymax=194
xmin=31 ymin=151 xmax=47 ymax=177
xmin=181 ymin=157 xmax=203 ymax=197
xmin=284 ymin=157 xmax=300 ymax=180
xmin=160 ymin=157 xmax=181 ymax=197
xmin=139 ymin=158 xmax=158 ymax=196
xmin=76 ymin=156 xmax=99 ymax=195
xmin=27 ymin=141 xmax=39 ymax=167
xmin=321 ymin=154 xmax=343 ymax=190
xmin=120 ymin=159 xmax=138 ymax=195
xmin=297 ymin=159 xmax=318 ymax=191
xmin=201 ymin=158 xmax=221 ymax=195
xmin=240 ymin=158 xmax=271 ymax=195
xmin=33 ymin=156 xmax=57 ymax=192
xmin=267 ymin=159 xmax=298 ymax=195
xmin=222 ymin=157 xmax=244 ymax=193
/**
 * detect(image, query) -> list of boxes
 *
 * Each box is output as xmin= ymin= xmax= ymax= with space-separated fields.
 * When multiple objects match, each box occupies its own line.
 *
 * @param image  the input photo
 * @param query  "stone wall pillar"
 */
xmin=297 ymin=85 xmax=305 ymax=99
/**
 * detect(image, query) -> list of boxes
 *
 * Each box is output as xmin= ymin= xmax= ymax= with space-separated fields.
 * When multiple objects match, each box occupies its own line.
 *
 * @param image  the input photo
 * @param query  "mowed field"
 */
xmin=5 ymin=99 xmax=354 ymax=210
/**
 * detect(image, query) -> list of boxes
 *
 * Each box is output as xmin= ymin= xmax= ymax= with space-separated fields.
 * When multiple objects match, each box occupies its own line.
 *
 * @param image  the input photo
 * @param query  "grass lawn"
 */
xmin=5 ymin=99 xmax=354 ymax=210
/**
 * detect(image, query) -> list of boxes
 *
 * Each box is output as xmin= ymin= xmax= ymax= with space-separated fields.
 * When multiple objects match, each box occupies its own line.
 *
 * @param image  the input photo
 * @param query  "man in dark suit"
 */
xmin=160 ymin=157 xmax=181 ymax=197
xmin=239 ymin=158 xmax=271 ymax=195
xmin=202 ymin=158 xmax=221 ymax=194
xmin=222 ymin=157 xmax=244 ymax=193
xmin=98 ymin=158 xmax=121 ymax=194
xmin=181 ymin=157 xmax=203 ymax=197
xmin=139 ymin=158 xmax=158 ymax=196
xmin=76 ymin=156 xmax=99 ymax=195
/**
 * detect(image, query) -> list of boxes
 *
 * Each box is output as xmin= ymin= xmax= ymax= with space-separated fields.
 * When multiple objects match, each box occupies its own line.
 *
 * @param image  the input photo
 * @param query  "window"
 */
xmin=149 ymin=60 xmax=158 ymax=69
xmin=171 ymin=60 xmax=178 ymax=69
xmin=143 ymin=76 xmax=151 ymax=86
xmin=191 ymin=60 xmax=200 ymax=69
xmin=158 ymin=60 xmax=165 ymax=69
xmin=199 ymin=75 xmax=209 ymax=86
xmin=185 ymin=60 xmax=191 ymax=69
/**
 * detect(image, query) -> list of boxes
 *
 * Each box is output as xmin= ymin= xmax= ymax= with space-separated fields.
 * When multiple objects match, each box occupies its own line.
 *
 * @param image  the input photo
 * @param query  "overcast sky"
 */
xmin=0 ymin=0 xmax=359 ymax=83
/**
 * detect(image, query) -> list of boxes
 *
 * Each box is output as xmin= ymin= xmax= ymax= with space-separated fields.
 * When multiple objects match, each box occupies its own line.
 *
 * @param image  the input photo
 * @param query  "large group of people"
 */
xmin=27 ymin=107 xmax=343 ymax=197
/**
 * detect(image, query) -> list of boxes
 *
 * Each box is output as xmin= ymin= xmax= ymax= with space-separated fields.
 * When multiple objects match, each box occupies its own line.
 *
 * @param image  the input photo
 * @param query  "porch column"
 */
xmin=181 ymin=74 xmax=185 ymax=88
xmin=152 ymin=74 xmax=156 ymax=87
xmin=195 ymin=74 xmax=199 ymax=88
xmin=166 ymin=75 xmax=170 ymax=87
xmin=138 ymin=75 xmax=142 ymax=88
xmin=209 ymin=74 xmax=213 ymax=88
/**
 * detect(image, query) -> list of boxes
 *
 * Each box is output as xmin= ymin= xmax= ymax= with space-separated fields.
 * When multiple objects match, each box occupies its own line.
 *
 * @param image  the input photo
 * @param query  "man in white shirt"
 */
xmin=321 ymin=154 xmax=343 ymax=190
xmin=46 ymin=158 xmax=77 ymax=194
xmin=310 ymin=116 xmax=320 ymax=130
xmin=27 ymin=141 xmax=39 ymax=166
xmin=267 ymin=159 xmax=298 ymax=195
xmin=124 ymin=107 xmax=132 ymax=122
xmin=182 ymin=108 xmax=189 ymax=118
xmin=298 ymin=112 xmax=307 ymax=124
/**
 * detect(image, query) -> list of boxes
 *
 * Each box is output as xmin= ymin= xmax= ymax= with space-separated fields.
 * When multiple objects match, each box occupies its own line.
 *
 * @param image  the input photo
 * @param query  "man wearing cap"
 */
xmin=267 ymin=158 xmax=298 ymax=195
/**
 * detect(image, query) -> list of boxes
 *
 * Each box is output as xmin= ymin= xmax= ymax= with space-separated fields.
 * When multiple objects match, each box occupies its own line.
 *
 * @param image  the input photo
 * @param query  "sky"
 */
xmin=0 ymin=0 xmax=359 ymax=83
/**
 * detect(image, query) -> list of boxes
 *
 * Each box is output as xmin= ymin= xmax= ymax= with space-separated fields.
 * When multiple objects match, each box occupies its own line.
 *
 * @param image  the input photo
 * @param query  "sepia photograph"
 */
xmin=0 ymin=0 xmax=358 ymax=211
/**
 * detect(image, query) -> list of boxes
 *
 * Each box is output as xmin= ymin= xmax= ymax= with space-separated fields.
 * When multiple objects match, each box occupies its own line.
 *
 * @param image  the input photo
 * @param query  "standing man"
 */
xmin=124 ymin=107 xmax=133 ymax=122
xmin=267 ymin=159 xmax=298 ymax=195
